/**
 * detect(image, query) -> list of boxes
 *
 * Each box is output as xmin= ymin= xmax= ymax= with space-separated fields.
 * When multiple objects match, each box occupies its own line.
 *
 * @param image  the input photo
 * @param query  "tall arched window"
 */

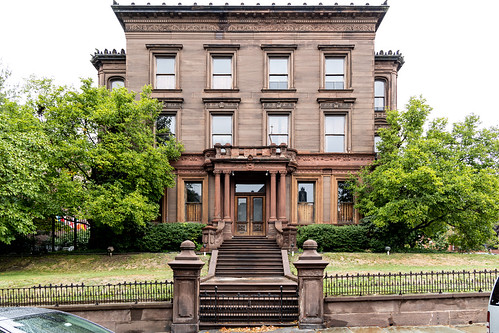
xmin=374 ymin=79 xmax=386 ymax=111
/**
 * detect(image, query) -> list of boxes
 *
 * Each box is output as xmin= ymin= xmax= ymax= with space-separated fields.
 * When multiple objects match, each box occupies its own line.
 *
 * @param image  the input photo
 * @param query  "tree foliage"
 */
xmin=0 ymin=73 xmax=182 ymax=245
xmin=352 ymin=97 xmax=499 ymax=251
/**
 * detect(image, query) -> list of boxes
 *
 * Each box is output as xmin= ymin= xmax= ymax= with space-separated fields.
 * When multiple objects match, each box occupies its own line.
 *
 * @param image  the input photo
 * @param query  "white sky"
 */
xmin=1 ymin=0 xmax=498 ymax=127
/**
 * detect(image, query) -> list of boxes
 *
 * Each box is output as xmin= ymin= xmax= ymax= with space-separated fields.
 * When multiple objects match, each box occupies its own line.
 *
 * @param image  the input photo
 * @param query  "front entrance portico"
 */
xmin=202 ymin=144 xmax=297 ymax=250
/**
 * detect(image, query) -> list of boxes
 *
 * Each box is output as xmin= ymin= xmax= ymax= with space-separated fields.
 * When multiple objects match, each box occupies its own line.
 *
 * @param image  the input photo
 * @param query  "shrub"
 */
xmin=296 ymin=224 xmax=370 ymax=252
xmin=137 ymin=222 xmax=204 ymax=252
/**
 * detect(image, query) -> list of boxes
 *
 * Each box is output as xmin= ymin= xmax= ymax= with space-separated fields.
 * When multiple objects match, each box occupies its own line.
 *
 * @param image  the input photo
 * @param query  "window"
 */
xmin=337 ymin=181 xmax=354 ymax=223
xmin=155 ymin=56 xmax=176 ymax=89
xmin=375 ymin=79 xmax=386 ymax=111
xmin=297 ymin=182 xmax=315 ymax=223
xmin=109 ymin=77 xmax=124 ymax=90
xmin=325 ymin=115 xmax=345 ymax=152
xmin=156 ymin=114 xmax=176 ymax=144
xmin=185 ymin=181 xmax=202 ymax=222
xmin=318 ymin=44 xmax=354 ymax=91
xmin=325 ymin=57 xmax=345 ymax=90
xmin=374 ymin=135 xmax=381 ymax=153
xmin=269 ymin=56 xmax=289 ymax=89
xmin=212 ymin=115 xmax=232 ymax=146
xmin=268 ymin=115 xmax=289 ymax=145
xmin=212 ymin=56 xmax=233 ymax=89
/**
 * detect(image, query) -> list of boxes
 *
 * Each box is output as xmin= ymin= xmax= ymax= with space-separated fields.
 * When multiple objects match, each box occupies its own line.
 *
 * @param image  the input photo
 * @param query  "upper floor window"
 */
xmin=325 ymin=57 xmax=345 ymax=90
xmin=325 ymin=115 xmax=345 ymax=153
xmin=269 ymin=56 xmax=289 ymax=90
xmin=109 ymin=77 xmax=125 ymax=90
xmin=375 ymin=79 xmax=386 ymax=111
xmin=262 ymin=44 xmax=297 ymax=91
xmin=211 ymin=56 xmax=233 ymax=89
xmin=318 ymin=44 xmax=354 ymax=91
xmin=156 ymin=113 xmax=176 ymax=144
xmin=374 ymin=135 xmax=381 ymax=153
xmin=155 ymin=56 xmax=176 ymax=89
xmin=212 ymin=114 xmax=233 ymax=146
xmin=147 ymin=44 xmax=183 ymax=91
xmin=268 ymin=114 xmax=289 ymax=145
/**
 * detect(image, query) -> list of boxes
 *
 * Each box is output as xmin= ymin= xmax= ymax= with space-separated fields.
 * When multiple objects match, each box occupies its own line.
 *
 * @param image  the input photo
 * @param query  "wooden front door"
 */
xmin=235 ymin=195 xmax=265 ymax=236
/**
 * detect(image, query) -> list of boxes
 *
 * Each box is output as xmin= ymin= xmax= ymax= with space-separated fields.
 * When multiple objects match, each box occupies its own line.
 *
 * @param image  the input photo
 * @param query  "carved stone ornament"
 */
xmin=125 ymin=20 xmax=375 ymax=33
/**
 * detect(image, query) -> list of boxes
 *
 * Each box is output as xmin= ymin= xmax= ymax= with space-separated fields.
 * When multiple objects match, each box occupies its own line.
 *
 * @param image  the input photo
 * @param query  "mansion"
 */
xmin=91 ymin=1 xmax=403 ymax=250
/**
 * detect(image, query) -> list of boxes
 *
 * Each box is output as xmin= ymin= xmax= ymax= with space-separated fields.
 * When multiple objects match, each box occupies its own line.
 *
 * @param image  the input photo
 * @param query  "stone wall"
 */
xmin=50 ymin=303 xmax=173 ymax=333
xmin=324 ymin=293 xmax=488 ymax=327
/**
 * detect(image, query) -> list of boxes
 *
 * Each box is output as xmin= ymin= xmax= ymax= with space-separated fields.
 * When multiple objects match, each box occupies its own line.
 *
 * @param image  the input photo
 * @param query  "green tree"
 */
xmin=0 ymin=75 xmax=182 ymax=246
xmin=352 ymin=97 xmax=499 ymax=251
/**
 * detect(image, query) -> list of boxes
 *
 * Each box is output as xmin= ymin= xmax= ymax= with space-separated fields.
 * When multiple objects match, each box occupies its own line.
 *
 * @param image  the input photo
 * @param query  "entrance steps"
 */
xmin=200 ymin=237 xmax=298 ymax=327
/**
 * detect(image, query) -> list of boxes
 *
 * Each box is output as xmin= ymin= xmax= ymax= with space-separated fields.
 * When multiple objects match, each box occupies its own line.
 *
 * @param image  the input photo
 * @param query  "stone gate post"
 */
xmin=293 ymin=239 xmax=329 ymax=329
xmin=168 ymin=240 xmax=205 ymax=333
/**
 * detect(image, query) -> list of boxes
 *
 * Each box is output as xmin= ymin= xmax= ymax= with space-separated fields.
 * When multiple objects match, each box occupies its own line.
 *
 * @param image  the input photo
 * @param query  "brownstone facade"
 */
xmin=92 ymin=3 xmax=404 ymax=249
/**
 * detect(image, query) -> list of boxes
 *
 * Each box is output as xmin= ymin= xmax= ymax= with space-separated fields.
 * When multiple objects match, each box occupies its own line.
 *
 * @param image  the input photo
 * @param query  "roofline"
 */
xmin=112 ymin=4 xmax=389 ymax=31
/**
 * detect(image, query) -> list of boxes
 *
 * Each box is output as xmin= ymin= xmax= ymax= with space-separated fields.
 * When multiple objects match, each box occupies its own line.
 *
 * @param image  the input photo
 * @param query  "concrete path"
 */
xmin=200 ymin=324 xmax=486 ymax=333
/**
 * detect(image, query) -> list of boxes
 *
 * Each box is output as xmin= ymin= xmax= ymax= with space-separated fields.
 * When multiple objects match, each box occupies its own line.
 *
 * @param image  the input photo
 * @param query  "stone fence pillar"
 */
xmin=168 ymin=240 xmax=205 ymax=333
xmin=293 ymin=239 xmax=329 ymax=329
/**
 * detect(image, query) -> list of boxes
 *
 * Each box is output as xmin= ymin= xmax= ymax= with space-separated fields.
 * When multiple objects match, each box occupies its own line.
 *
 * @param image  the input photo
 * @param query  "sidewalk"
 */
xmin=200 ymin=324 xmax=486 ymax=333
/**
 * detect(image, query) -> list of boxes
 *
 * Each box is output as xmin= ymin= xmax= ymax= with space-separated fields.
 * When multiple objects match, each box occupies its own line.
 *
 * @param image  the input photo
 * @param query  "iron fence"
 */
xmin=324 ymin=269 xmax=499 ymax=297
xmin=0 ymin=280 xmax=173 ymax=307
xmin=200 ymin=286 xmax=299 ymax=324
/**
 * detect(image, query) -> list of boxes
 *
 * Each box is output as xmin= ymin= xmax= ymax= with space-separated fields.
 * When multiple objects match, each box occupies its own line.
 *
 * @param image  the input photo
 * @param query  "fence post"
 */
xmin=293 ymin=239 xmax=328 ymax=329
xmin=168 ymin=240 xmax=205 ymax=333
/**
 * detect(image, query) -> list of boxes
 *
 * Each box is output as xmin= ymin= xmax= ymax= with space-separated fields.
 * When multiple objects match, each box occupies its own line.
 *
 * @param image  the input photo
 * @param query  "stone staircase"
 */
xmin=200 ymin=236 xmax=298 ymax=327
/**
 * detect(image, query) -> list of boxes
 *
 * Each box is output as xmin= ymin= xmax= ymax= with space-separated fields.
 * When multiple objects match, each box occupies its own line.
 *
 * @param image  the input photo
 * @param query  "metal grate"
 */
xmin=200 ymin=286 xmax=298 ymax=324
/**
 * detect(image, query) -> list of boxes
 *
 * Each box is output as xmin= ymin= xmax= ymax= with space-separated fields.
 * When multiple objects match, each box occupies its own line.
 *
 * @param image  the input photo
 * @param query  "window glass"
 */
xmin=268 ymin=115 xmax=289 ymax=145
xmin=156 ymin=114 xmax=175 ymax=144
xmin=325 ymin=57 xmax=345 ymax=89
xmin=253 ymin=197 xmax=263 ymax=222
xmin=325 ymin=115 xmax=345 ymax=152
xmin=298 ymin=182 xmax=314 ymax=203
xmin=237 ymin=198 xmax=247 ymax=222
xmin=110 ymin=78 xmax=124 ymax=90
xmin=235 ymin=184 xmax=265 ymax=193
xmin=185 ymin=182 xmax=202 ymax=203
xmin=269 ymin=57 xmax=289 ymax=89
xmin=375 ymin=80 xmax=386 ymax=111
xmin=212 ymin=56 xmax=232 ymax=89
xmin=212 ymin=115 xmax=232 ymax=145
xmin=156 ymin=56 xmax=175 ymax=89
xmin=337 ymin=180 xmax=354 ymax=223
xmin=374 ymin=135 xmax=381 ymax=153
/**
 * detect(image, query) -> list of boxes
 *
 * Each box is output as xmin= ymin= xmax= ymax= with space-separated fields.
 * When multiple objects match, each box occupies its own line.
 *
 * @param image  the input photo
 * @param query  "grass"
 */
xmin=1 ymin=251 xmax=497 ymax=289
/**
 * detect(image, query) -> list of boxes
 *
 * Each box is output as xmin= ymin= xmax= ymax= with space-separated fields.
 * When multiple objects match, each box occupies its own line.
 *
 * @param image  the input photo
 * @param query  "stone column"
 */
xmin=213 ymin=171 xmax=221 ymax=222
xmin=269 ymin=171 xmax=277 ymax=222
xmin=223 ymin=171 xmax=231 ymax=221
xmin=223 ymin=171 xmax=232 ymax=239
xmin=293 ymin=239 xmax=329 ymax=329
xmin=278 ymin=170 xmax=287 ymax=223
xmin=168 ymin=240 xmax=205 ymax=333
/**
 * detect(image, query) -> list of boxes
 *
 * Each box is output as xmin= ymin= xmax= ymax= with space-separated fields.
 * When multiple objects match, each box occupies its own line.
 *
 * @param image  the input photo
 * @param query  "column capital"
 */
xmin=269 ymin=170 xmax=278 ymax=175
xmin=223 ymin=170 xmax=232 ymax=175
xmin=279 ymin=170 xmax=287 ymax=175
xmin=213 ymin=170 xmax=222 ymax=175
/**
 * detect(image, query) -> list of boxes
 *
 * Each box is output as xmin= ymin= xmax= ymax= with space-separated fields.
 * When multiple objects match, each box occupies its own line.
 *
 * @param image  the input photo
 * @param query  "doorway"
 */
xmin=235 ymin=195 xmax=266 ymax=236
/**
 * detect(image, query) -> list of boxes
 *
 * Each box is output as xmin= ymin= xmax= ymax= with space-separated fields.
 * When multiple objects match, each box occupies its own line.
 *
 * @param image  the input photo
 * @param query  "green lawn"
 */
xmin=1 ymin=251 xmax=497 ymax=289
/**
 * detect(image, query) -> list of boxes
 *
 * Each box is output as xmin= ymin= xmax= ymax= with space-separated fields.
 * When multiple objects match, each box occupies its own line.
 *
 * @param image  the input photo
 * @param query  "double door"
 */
xmin=235 ymin=195 xmax=265 ymax=236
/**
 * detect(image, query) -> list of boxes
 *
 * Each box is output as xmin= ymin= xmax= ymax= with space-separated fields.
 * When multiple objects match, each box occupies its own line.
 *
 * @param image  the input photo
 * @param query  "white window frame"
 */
xmin=147 ymin=44 xmax=182 ymax=91
xmin=204 ymin=44 xmax=239 ymax=92
xmin=375 ymin=79 xmax=386 ymax=111
xmin=261 ymin=44 xmax=297 ymax=92
xmin=324 ymin=114 xmax=346 ymax=153
xmin=318 ymin=45 xmax=354 ymax=91
xmin=211 ymin=114 xmax=233 ymax=146
xmin=267 ymin=114 xmax=290 ymax=146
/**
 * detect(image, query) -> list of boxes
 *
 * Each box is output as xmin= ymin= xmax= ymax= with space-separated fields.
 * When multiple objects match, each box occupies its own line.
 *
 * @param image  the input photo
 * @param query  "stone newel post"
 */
xmin=293 ymin=239 xmax=329 ymax=329
xmin=168 ymin=240 xmax=205 ymax=333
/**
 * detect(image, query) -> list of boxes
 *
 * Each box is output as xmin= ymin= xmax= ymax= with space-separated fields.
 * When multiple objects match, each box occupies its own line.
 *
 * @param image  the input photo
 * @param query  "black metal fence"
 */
xmin=200 ymin=286 xmax=299 ymax=324
xmin=324 ymin=269 xmax=499 ymax=297
xmin=0 ymin=281 xmax=174 ymax=307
